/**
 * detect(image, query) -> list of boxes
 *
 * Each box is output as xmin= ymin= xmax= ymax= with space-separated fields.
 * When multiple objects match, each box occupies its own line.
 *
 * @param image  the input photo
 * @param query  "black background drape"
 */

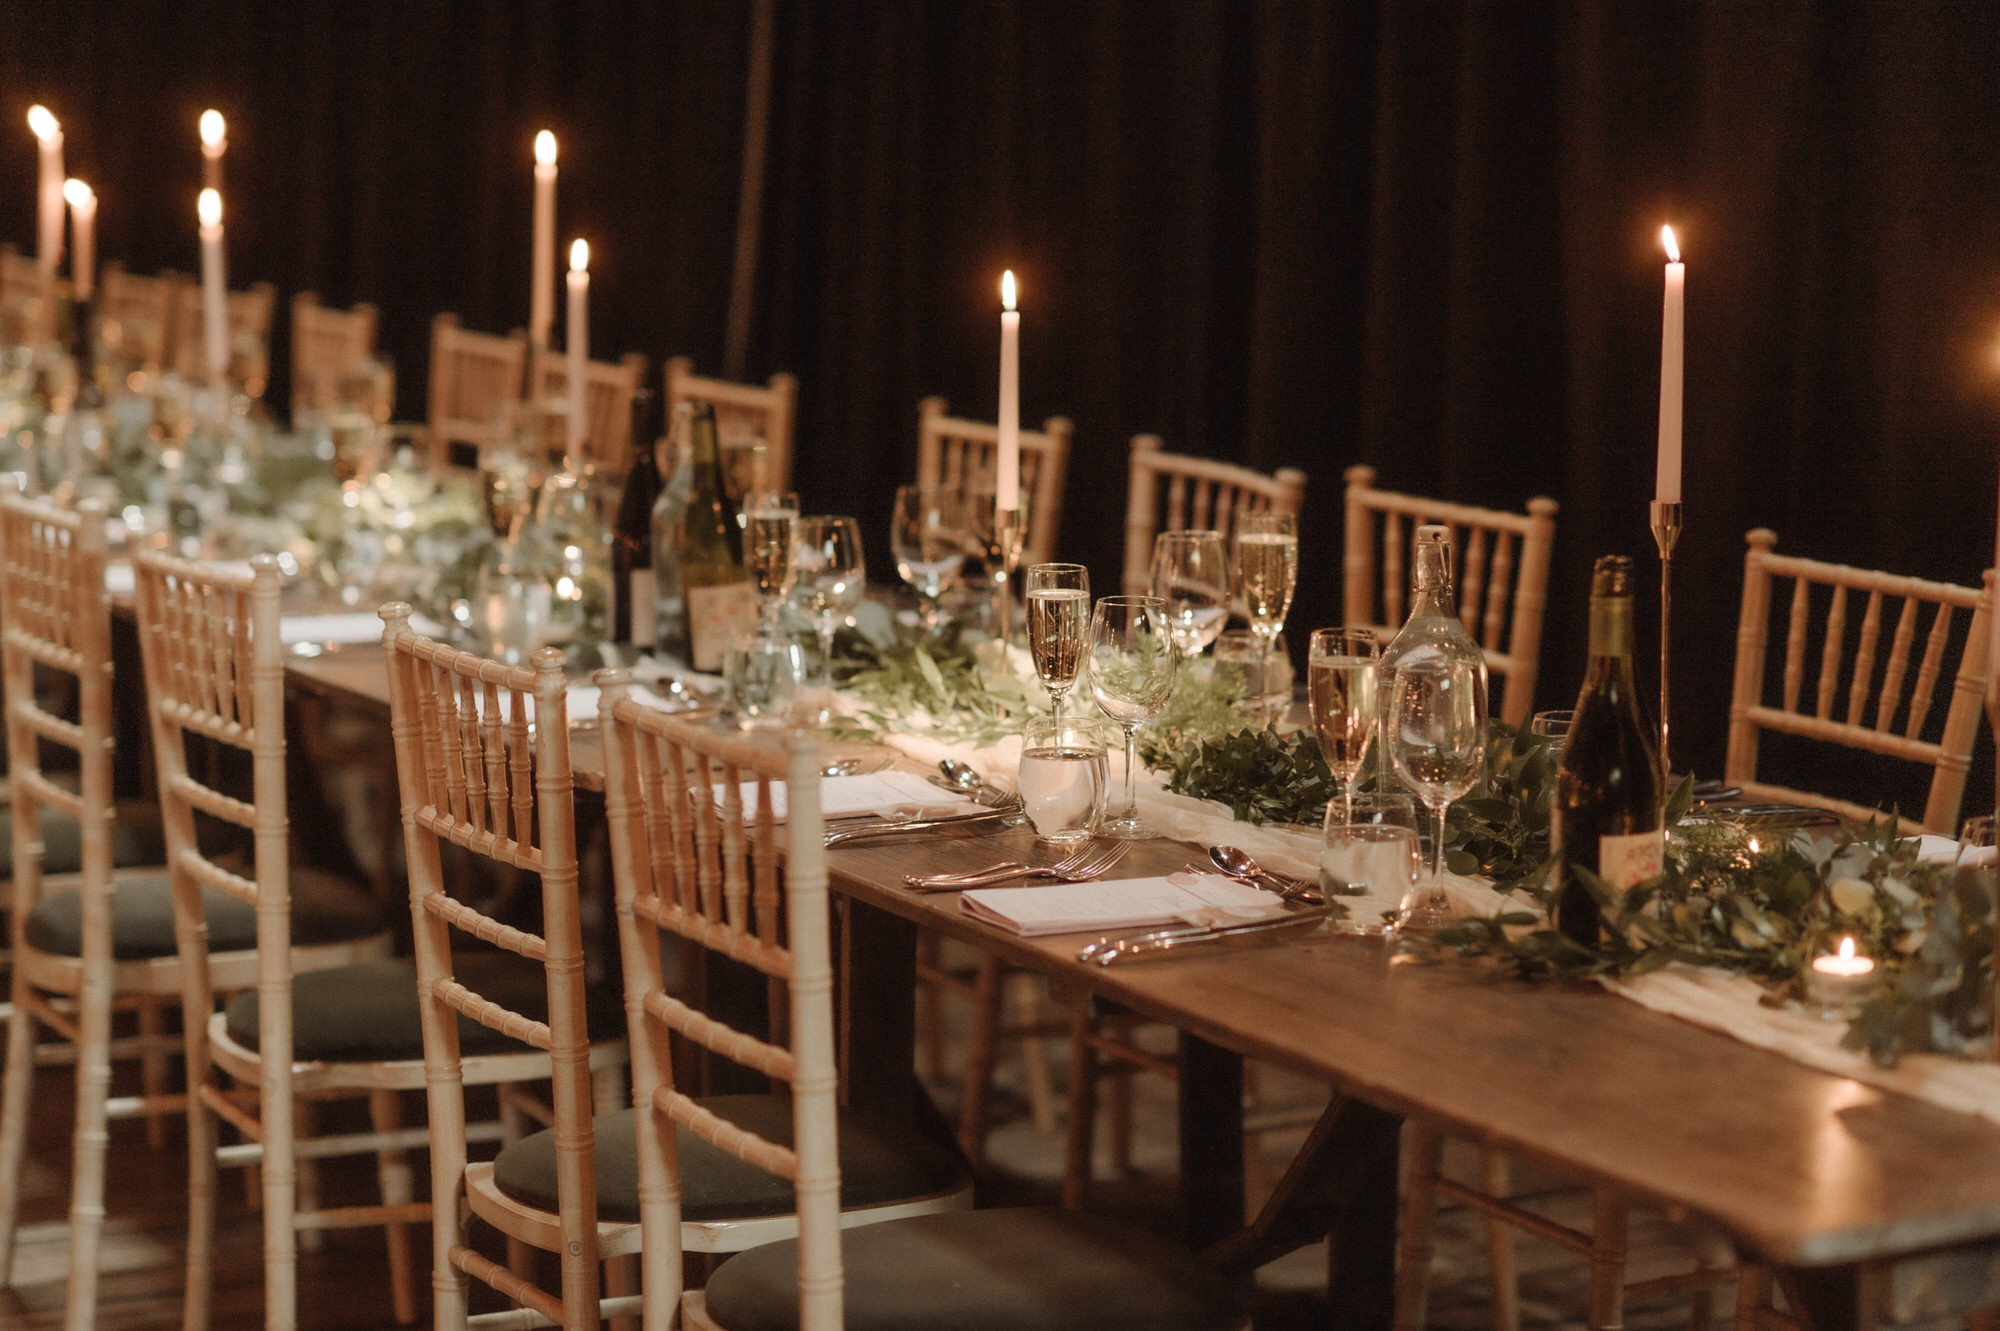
xmin=7 ymin=0 xmax=2000 ymax=810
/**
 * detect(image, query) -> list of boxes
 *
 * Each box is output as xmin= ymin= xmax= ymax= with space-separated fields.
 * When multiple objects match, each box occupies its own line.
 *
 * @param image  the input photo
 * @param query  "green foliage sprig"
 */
xmin=826 ymin=621 xmax=1040 ymax=748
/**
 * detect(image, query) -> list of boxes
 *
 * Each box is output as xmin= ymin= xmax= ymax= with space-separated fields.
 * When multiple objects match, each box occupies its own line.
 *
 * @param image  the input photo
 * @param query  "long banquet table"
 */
xmin=280 ymin=636 xmax=2000 ymax=1330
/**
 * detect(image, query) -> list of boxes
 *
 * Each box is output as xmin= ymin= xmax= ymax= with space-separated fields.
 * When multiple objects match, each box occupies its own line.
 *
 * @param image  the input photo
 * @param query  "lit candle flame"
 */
xmin=1001 ymin=269 xmax=1017 ymax=312
xmin=569 ymin=238 xmax=589 ymax=272
xmin=1837 ymin=936 xmax=1856 ymax=962
xmin=61 ymin=178 xmax=92 ymax=209
xmin=1661 ymin=225 xmax=1681 ymax=264
xmin=199 ymin=109 xmax=226 ymax=148
xmin=536 ymin=130 xmax=558 ymax=166
xmin=198 ymin=187 xmax=222 ymax=229
xmin=27 ymin=105 xmax=59 ymax=142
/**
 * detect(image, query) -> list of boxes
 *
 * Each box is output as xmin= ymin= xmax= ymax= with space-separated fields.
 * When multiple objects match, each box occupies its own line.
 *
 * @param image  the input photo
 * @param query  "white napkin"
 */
xmin=562 ymin=682 xmax=681 ymax=724
xmin=959 ymin=871 xmax=1286 ymax=937
xmin=1913 ymin=834 xmax=1997 ymax=867
xmin=722 ymin=770 xmax=979 ymax=824
xmin=280 ymin=610 xmax=445 ymax=645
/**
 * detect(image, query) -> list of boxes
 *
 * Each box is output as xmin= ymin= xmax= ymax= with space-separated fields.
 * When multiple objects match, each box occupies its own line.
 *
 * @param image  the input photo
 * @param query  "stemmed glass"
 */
xmin=1024 ymin=562 xmax=1089 ymax=720
xmin=1235 ymin=510 xmax=1299 ymax=672
xmin=891 ymin=484 xmax=967 ymax=632
xmin=1150 ymin=529 xmax=1230 ymax=657
xmin=795 ymin=514 xmax=866 ymax=682
xmin=1386 ymin=658 xmax=1487 ymax=932
xmin=1087 ymin=595 xmax=1178 ymax=839
xmin=742 ymin=490 xmax=800 ymax=628
xmin=1308 ymin=628 xmax=1381 ymax=823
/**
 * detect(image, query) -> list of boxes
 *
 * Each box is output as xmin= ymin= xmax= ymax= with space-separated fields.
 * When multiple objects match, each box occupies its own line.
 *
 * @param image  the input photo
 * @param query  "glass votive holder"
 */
xmin=1805 ymin=936 xmax=1878 ymax=1018
xmin=723 ymin=630 xmax=807 ymax=731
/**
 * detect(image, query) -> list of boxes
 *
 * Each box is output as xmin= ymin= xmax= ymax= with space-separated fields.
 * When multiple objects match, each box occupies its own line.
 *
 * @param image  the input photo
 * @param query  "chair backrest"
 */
xmin=1121 ymin=435 xmax=1308 ymax=599
xmin=530 ymin=347 xmax=649 ymax=477
xmin=172 ymin=280 xmax=277 ymax=388
xmin=96 ymin=262 xmax=184 ymax=371
xmin=289 ymin=291 xmax=379 ymax=416
xmin=916 ymin=396 xmax=1072 ymax=567
xmin=426 ymin=314 xmax=529 ymax=469
xmin=663 ymin=356 xmax=800 ymax=495
xmin=379 ymin=605 xmax=600 ymax=1329
xmin=596 ymin=668 xmax=841 ymax=1330
xmin=1724 ymin=529 xmax=1992 ymax=835
xmin=1342 ymin=464 xmax=1559 ymax=728
xmin=0 ymin=244 xmax=52 ymax=344
xmin=0 ymin=487 xmax=112 ymax=942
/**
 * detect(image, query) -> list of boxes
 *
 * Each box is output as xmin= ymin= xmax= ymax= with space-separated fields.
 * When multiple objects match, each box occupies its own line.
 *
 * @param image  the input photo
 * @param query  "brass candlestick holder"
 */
xmin=1650 ymin=500 xmax=1683 ymax=776
xmin=988 ymin=507 xmax=1025 ymax=648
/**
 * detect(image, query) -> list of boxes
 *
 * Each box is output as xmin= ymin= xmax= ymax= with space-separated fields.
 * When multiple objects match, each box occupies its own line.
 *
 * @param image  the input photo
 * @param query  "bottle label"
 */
xmin=686 ymin=581 xmax=759 ymax=672
xmin=628 ymin=569 xmax=657 ymax=648
xmin=1597 ymin=829 xmax=1663 ymax=890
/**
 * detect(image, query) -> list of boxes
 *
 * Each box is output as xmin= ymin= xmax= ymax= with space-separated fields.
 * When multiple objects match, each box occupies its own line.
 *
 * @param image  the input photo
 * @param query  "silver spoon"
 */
xmin=934 ymin=758 xmax=1015 ymax=808
xmin=1209 ymin=845 xmax=1328 ymax=904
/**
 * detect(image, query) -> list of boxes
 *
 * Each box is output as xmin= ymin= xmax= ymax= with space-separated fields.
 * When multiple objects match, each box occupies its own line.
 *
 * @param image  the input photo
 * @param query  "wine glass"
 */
xmin=742 ymin=489 xmax=799 ymax=628
xmin=795 ymin=514 xmax=866 ymax=682
xmin=1308 ymin=627 xmax=1381 ymax=823
xmin=1235 ymin=510 xmax=1298 ymax=674
xmin=1150 ymin=529 xmax=1230 ymax=656
xmin=1386 ymin=657 xmax=1487 ymax=932
xmin=891 ymin=484 xmax=967 ymax=632
xmin=1024 ymin=562 xmax=1089 ymax=720
xmin=1087 ymin=595 xmax=1179 ymax=839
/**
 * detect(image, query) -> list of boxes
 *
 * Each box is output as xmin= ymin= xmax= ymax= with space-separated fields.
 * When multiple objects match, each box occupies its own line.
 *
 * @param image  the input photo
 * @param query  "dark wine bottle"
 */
xmin=611 ymin=387 xmax=661 ymax=647
xmin=1553 ymin=555 xmax=1664 ymax=948
xmin=676 ymin=403 xmax=758 ymax=672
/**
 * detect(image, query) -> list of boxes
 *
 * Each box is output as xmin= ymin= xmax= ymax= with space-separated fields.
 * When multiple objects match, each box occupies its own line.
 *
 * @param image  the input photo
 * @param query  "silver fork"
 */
xmin=904 ymin=840 xmax=1130 ymax=892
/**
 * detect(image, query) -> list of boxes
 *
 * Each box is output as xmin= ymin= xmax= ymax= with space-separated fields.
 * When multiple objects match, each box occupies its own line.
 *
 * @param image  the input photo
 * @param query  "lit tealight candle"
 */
xmin=531 ymin=131 xmax=558 ymax=350
xmin=1808 ymin=936 xmax=1877 ymax=1016
xmin=28 ymin=105 xmax=64 ymax=275
xmin=62 ymin=178 xmax=95 ymax=303
xmin=566 ymin=238 xmax=589 ymax=464
xmin=199 ymin=109 xmax=227 ymax=192
xmin=996 ymin=269 xmax=1020 ymax=512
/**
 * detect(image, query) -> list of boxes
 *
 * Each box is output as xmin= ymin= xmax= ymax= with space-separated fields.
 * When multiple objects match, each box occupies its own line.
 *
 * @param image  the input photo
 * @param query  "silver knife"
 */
xmin=823 ymin=806 xmax=1024 ymax=847
xmin=1076 ymin=906 xmax=1338 ymax=966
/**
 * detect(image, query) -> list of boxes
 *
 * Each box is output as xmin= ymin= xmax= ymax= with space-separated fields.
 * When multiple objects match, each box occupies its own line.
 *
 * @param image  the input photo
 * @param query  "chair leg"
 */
xmin=606 ymin=1253 xmax=641 ymax=1331
xmin=295 ymin=1097 xmax=324 ymax=1253
xmin=500 ymin=1087 xmax=534 ymax=1283
xmin=184 ymin=1085 xmax=217 ymax=1331
xmin=1588 ymin=1190 xmax=1629 ymax=1331
xmin=1004 ymin=971 xmax=1058 ymax=1135
xmin=1060 ymin=1001 xmax=1098 ymax=1209
xmin=956 ymin=956 xmax=1004 ymax=1162
xmin=1482 ymin=1148 xmax=1520 ymax=1331
xmin=1393 ymin=1119 xmax=1445 ymax=1331
xmin=65 ymin=938 xmax=117 ymax=1331
xmin=138 ymin=995 xmax=171 ymax=1148
xmin=370 ymin=1088 xmax=419 ymax=1326
xmin=915 ymin=931 xmax=945 ymax=1082
xmin=0 ymin=971 xmax=38 ymax=1283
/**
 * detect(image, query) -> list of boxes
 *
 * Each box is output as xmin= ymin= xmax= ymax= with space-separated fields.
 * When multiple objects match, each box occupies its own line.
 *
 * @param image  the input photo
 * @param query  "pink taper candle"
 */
xmin=28 ymin=106 xmax=63 ymax=276
xmin=199 ymin=110 xmax=226 ymax=193
xmin=532 ymin=131 xmax=558 ymax=349
xmin=566 ymin=239 xmax=589 ymax=465
xmin=198 ymin=188 xmax=228 ymax=379
xmin=997 ymin=269 xmax=1020 ymax=511
xmin=62 ymin=179 xmax=95 ymax=302
xmin=1656 ymin=225 xmax=1685 ymax=504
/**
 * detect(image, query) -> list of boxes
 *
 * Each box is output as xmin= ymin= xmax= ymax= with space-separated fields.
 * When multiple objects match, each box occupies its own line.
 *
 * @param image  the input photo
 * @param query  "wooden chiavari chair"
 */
xmin=380 ymin=608 xmax=631 ymax=1331
xmin=1726 ymin=529 xmax=1992 ymax=835
xmin=1343 ymin=464 xmax=1559 ymax=728
xmin=425 ymin=314 xmax=529 ymax=471
xmin=529 ymin=347 xmax=649 ymax=478
xmin=663 ymin=356 xmax=799 ymax=495
xmin=95 ymin=262 xmax=184 ymax=372
xmin=916 ymin=395 xmax=1072 ymax=568
xmin=0 ymin=245 xmax=51 ymax=345
xmin=1121 ymin=435 xmax=1308 ymax=597
xmin=289 ymin=291 xmax=379 ymax=417
xmin=172 ymin=279 xmax=278 ymax=393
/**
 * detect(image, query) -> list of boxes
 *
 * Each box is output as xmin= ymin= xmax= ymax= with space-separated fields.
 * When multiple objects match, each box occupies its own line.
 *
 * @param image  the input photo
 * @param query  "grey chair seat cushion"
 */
xmin=493 ymin=1099 xmax=971 ymax=1225
xmin=224 ymin=951 xmax=625 ymax=1064
xmin=0 ymin=801 xmax=164 ymax=879
xmin=23 ymin=866 xmax=385 ymax=961
xmin=701 ymin=1206 xmax=1246 ymax=1331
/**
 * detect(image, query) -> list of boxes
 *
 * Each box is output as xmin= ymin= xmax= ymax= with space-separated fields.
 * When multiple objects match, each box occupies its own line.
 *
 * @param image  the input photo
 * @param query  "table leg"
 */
xmin=840 ymin=899 xmax=919 ymax=1126
xmin=1179 ymin=1032 xmax=1245 ymax=1246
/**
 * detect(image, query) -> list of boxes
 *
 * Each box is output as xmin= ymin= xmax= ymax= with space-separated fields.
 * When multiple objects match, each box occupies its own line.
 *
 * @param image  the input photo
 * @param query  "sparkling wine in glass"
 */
xmin=742 ymin=490 xmax=800 ymax=627
xmin=891 ymin=484 xmax=967 ymax=631
xmin=1387 ymin=658 xmax=1486 ymax=933
xmin=1087 ymin=595 xmax=1178 ymax=838
xmin=1308 ymin=627 xmax=1381 ymax=823
xmin=1235 ymin=511 xmax=1299 ymax=668
xmin=1150 ymin=529 xmax=1230 ymax=656
xmin=1024 ymin=562 xmax=1090 ymax=720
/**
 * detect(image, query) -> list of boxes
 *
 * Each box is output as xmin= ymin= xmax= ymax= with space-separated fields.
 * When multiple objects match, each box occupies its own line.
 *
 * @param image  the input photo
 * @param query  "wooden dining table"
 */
xmin=277 ymin=634 xmax=2000 ymax=1331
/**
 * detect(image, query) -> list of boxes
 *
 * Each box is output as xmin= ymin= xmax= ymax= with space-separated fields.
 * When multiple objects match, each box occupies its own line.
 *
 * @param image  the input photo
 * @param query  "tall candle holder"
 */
xmin=988 ymin=506 xmax=1024 ymax=647
xmin=1986 ymin=657 xmax=2000 ymax=1061
xmin=1650 ymin=500 xmax=1682 ymax=776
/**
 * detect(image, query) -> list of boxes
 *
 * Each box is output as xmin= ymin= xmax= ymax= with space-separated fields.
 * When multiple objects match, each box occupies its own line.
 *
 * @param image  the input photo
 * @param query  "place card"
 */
xmin=960 ymin=872 xmax=1285 ymax=937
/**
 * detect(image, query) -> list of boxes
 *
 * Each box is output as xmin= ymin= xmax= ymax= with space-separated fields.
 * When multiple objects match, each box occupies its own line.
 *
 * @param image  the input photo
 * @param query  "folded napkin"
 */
xmin=1914 ymin=834 xmax=1997 ymax=867
xmin=959 ymin=871 xmax=1286 ymax=938
xmin=565 ymin=682 xmax=686 ymax=724
xmin=280 ymin=610 xmax=445 ymax=645
xmin=718 ymin=770 xmax=978 ymax=824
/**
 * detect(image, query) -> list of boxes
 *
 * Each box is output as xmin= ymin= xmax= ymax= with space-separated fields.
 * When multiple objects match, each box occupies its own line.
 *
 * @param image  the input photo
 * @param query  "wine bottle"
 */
xmin=1553 ymin=555 xmax=1664 ymax=948
xmin=674 ymin=402 xmax=758 ymax=672
xmin=1377 ymin=524 xmax=1489 ymax=786
xmin=650 ymin=404 xmax=694 ymax=663
xmin=611 ymin=387 xmax=661 ymax=647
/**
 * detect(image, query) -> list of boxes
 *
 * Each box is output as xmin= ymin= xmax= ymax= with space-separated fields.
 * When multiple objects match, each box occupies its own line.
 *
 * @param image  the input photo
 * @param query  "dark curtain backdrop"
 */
xmin=6 ymin=0 xmax=2000 ymax=804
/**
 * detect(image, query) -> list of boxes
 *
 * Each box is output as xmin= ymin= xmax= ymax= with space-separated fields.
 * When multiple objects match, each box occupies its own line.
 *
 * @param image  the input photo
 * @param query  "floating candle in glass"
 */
xmin=1808 ymin=936 xmax=1876 ymax=1017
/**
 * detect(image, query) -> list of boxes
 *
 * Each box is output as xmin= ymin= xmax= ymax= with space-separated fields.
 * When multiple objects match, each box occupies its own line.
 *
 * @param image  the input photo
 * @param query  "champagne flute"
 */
xmin=1087 ymin=595 xmax=1178 ymax=839
xmin=795 ymin=514 xmax=866 ymax=683
xmin=891 ymin=484 xmax=967 ymax=632
xmin=742 ymin=489 xmax=800 ymax=628
xmin=1236 ymin=510 xmax=1299 ymax=673
xmin=1386 ymin=657 xmax=1487 ymax=932
xmin=1024 ymin=562 xmax=1090 ymax=720
xmin=1150 ymin=529 xmax=1230 ymax=656
xmin=1308 ymin=627 xmax=1381 ymax=823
